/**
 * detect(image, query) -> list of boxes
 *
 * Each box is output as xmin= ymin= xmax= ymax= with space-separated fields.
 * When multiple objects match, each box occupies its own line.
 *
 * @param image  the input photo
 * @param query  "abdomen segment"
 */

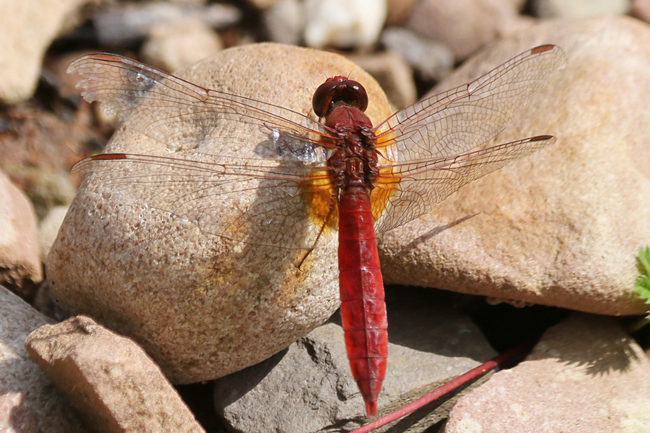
xmin=337 ymin=186 xmax=388 ymax=416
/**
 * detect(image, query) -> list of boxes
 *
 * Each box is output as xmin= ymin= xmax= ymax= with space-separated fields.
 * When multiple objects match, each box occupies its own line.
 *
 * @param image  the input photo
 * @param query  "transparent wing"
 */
xmin=67 ymin=53 xmax=334 ymax=162
xmin=371 ymin=45 xmax=565 ymax=233
xmin=374 ymin=45 xmax=566 ymax=162
xmin=72 ymin=153 xmax=336 ymax=250
xmin=374 ymin=135 xmax=556 ymax=233
xmin=68 ymin=53 xmax=339 ymax=250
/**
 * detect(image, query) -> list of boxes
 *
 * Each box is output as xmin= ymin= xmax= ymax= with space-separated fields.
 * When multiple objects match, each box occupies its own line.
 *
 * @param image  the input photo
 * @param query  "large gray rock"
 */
xmin=445 ymin=313 xmax=650 ymax=432
xmin=0 ymin=285 xmax=84 ymax=432
xmin=48 ymin=43 xmax=394 ymax=384
xmin=214 ymin=288 xmax=497 ymax=432
xmin=380 ymin=16 xmax=650 ymax=316
xmin=25 ymin=316 xmax=205 ymax=433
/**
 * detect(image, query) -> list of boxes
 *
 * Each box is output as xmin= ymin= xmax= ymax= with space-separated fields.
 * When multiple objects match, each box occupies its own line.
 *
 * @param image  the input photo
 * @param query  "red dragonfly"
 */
xmin=68 ymin=44 xmax=565 ymax=416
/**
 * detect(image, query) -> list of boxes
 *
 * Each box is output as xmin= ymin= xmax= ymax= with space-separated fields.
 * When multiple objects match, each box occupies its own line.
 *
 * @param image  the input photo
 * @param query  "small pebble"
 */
xmin=381 ymin=27 xmax=454 ymax=82
xmin=141 ymin=20 xmax=223 ymax=72
xmin=263 ymin=0 xmax=305 ymax=46
xmin=348 ymin=51 xmax=417 ymax=109
xmin=304 ymin=0 xmax=387 ymax=49
xmin=95 ymin=2 xmax=240 ymax=45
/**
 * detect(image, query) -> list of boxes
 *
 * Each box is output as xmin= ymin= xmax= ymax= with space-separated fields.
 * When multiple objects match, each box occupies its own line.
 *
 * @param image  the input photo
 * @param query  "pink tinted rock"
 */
xmin=380 ymin=16 xmax=650 ymax=316
xmin=0 ymin=171 xmax=42 ymax=295
xmin=0 ymin=285 xmax=84 ymax=432
xmin=445 ymin=313 xmax=650 ymax=432
xmin=25 ymin=315 xmax=205 ymax=433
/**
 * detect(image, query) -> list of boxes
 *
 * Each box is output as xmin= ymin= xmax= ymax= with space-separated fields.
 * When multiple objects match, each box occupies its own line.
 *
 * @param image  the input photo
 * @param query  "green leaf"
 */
xmin=634 ymin=247 xmax=650 ymax=319
xmin=635 ymin=276 xmax=650 ymax=303
xmin=638 ymin=246 xmax=650 ymax=274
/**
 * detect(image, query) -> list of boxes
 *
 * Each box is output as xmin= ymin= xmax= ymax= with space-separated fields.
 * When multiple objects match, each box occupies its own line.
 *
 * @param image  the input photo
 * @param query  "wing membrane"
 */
xmin=73 ymin=153 xmax=336 ymax=250
xmin=372 ymin=45 xmax=565 ymax=232
xmin=69 ymin=47 xmax=564 ymax=245
xmin=375 ymin=45 xmax=566 ymax=162
xmin=374 ymin=135 xmax=556 ymax=233
xmin=68 ymin=53 xmax=342 ymax=250
xmin=67 ymin=53 xmax=334 ymax=162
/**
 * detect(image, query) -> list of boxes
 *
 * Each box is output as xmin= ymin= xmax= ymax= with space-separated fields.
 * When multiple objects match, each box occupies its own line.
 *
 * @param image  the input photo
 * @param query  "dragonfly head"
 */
xmin=312 ymin=76 xmax=368 ymax=118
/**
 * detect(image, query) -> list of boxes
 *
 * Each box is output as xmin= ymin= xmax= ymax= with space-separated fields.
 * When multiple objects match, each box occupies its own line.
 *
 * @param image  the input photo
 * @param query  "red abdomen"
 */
xmin=338 ymin=185 xmax=388 ymax=416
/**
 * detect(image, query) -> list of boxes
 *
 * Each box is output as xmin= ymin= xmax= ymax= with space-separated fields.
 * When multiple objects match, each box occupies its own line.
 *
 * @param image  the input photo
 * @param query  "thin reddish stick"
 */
xmin=350 ymin=338 xmax=537 ymax=433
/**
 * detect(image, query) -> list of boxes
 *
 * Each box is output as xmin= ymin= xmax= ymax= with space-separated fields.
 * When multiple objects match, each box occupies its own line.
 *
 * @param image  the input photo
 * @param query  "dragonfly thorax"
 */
xmin=327 ymin=117 xmax=379 ymax=191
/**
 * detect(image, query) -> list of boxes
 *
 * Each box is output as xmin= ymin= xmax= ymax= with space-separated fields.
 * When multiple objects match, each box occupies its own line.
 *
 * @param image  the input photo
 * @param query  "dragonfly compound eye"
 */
xmin=312 ymin=76 xmax=369 ymax=118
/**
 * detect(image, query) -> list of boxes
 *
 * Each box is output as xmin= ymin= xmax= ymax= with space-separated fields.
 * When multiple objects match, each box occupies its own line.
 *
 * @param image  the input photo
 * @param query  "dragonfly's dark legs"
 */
xmin=296 ymin=188 xmax=339 ymax=270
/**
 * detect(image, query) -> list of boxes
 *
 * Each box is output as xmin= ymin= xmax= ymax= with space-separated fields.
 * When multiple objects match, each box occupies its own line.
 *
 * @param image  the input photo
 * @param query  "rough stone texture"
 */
xmin=141 ymin=20 xmax=223 ymax=73
xmin=0 ymin=0 xmax=90 ymax=104
xmin=25 ymin=315 xmax=205 ymax=433
xmin=0 ymin=171 xmax=42 ymax=294
xmin=533 ymin=0 xmax=631 ymax=18
xmin=304 ymin=0 xmax=387 ymax=49
xmin=214 ymin=288 xmax=497 ymax=432
xmin=406 ymin=0 xmax=526 ymax=60
xmin=380 ymin=16 xmax=650 ymax=316
xmin=0 ymin=285 xmax=85 ymax=432
xmin=445 ymin=313 xmax=650 ymax=432
xmin=48 ymin=43 xmax=394 ymax=384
